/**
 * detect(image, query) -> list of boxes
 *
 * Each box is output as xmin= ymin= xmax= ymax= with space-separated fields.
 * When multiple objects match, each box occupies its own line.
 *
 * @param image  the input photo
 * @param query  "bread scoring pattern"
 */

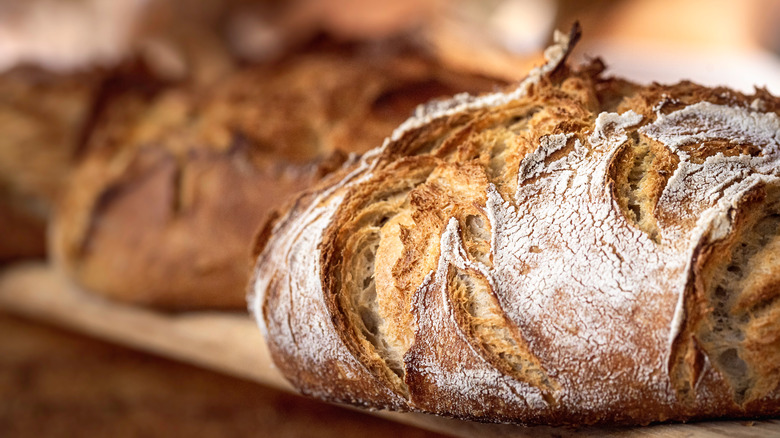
xmin=250 ymin=29 xmax=780 ymax=425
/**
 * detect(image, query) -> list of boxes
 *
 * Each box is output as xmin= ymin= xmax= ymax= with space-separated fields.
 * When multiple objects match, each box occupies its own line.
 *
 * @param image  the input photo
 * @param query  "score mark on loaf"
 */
xmin=249 ymin=26 xmax=780 ymax=425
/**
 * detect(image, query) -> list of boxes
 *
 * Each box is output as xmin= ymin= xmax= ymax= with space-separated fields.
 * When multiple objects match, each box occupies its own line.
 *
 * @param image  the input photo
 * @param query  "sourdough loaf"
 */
xmin=51 ymin=43 xmax=502 ymax=309
xmin=250 ymin=28 xmax=780 ymax=425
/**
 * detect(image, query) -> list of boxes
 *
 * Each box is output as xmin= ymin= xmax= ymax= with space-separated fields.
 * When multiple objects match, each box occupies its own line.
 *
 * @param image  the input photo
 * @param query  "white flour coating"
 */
xmin=250 ymin=194 xmax=342 ymax=338
xmin=250 ymin=146 xmax=385 ymax=334
xmin=515 ymin=133 xmax=572 ymax=183
xmin=415 ymin=103 xmax=780 ymax=412
xmin=266 ymin=196 xmax=343 ymax=361
xmin=250 ymin=142 xmax=413 ymax=406
xmin=476 ymin=112 xmax=680 ymax=411
xmin=639 ymin=101 xmax=780 ymax=352
xmin=248 ymin=148 xmax=392 ymax=402
xmin=643 ymin=101 xmax=780 ymax=152
xmin=438 ymin=217 xmax=495 ymax=288
xmin=407 ymin=218 xmax=548 ymax=412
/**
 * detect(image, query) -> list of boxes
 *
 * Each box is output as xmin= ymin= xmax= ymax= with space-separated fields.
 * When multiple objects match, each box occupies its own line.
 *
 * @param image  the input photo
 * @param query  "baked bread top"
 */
xmin=250 ymin=29 xmax=780 ymax=425
xmin=51 ymin=43 xmax=502 ymax=309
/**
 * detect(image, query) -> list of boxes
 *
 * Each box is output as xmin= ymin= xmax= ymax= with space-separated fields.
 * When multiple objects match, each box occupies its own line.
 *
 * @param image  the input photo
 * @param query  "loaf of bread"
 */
xmin=0 ymin=67 xmax=104 ymax=262
xmin=249 ymin=28 xmax=780 ymax=425
xmin=51 ymin=43 xmax=502 ymax=309
xmin=0 ymin=0 xmax=242 ymax=264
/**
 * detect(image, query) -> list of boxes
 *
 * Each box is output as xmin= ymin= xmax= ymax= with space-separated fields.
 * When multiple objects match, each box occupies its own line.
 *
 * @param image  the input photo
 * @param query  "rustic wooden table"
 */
xmin=0 ymin=309 xmax=448 ymax=438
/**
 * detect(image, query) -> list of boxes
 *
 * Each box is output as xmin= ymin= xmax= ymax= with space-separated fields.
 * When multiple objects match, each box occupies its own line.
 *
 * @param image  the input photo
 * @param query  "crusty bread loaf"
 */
xmin=51 ymin=43 xmax=502 ymax=309
xmin=0 ymin=67 xmax=103 ymax=262
xmin=249 ymin=28 xmax=780 ymax=425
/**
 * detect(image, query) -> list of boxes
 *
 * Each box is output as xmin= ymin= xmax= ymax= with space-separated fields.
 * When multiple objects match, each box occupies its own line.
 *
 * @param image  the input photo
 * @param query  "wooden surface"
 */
xmin=1 ymin=262 xmax=779 ymax=438
xmin=0 ymin=310 xmax=450 ymax=438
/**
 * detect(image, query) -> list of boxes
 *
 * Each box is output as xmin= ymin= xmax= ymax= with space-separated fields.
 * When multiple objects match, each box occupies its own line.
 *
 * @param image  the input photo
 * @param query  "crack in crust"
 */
xmin=250 ymin=31 xmax=780 ymax=425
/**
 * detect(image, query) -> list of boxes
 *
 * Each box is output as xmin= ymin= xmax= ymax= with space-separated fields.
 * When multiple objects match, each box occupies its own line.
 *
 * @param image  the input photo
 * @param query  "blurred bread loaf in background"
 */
xmin=0 ymin=0 xmax=232 ymax=262
xmin=48 ymin=39 xmax=505 ymax=309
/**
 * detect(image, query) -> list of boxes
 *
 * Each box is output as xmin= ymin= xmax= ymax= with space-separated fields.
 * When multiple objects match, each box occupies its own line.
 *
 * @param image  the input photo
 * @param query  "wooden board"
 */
xmin=1 ymin=262 xmax=778 ymax=438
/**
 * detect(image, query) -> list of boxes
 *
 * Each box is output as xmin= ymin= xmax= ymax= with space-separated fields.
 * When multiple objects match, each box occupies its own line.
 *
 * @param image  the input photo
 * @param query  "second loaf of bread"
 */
xmin=249 ymin=29 xmax=780 ymax=425
xmin=50 ymin=42 xmax=501 ymax=309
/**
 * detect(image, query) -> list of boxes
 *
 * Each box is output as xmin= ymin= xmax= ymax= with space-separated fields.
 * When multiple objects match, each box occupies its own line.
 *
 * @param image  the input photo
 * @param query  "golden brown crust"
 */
xmin=52 ymin=44 xmax=504 ymax=309
xmin=251 ymin=33 xmax=780 ymax=425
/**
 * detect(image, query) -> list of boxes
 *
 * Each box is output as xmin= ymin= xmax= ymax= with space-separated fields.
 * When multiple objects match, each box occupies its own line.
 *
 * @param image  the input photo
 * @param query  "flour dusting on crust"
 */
xmin=639 ymin=101 xmax=780 ymax=354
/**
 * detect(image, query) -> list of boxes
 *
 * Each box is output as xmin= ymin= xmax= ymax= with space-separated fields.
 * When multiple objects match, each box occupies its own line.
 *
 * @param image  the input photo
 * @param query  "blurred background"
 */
xmin=2 ymin=0 xmax=780 ymax=88
xmin=1 ymin=0 xmax=779 ymax=436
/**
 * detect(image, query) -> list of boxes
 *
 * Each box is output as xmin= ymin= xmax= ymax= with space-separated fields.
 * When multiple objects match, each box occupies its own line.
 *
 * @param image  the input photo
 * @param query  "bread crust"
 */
xmin=250 ymin=31 xmax=780 ymax=425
